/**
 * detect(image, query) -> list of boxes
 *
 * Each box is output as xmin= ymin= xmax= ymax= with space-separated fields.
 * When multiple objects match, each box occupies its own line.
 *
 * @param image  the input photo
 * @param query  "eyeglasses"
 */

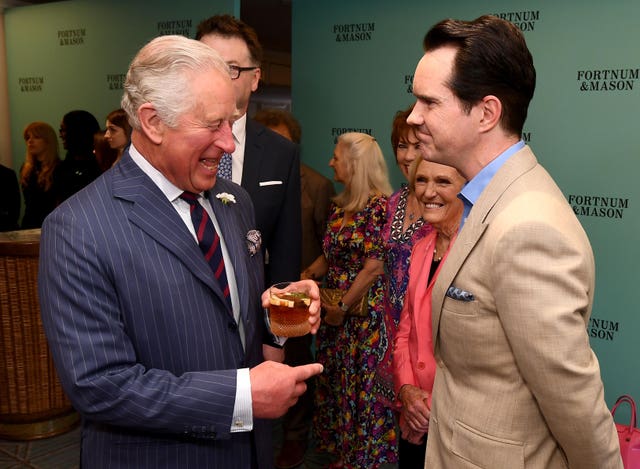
xmin=228 ymin=64 xmax=259 ymax=80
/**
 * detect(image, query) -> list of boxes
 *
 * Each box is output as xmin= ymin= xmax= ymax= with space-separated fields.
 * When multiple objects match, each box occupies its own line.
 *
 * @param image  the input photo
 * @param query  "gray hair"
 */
xmin=121 ymin=35 xmax=230 ymax=129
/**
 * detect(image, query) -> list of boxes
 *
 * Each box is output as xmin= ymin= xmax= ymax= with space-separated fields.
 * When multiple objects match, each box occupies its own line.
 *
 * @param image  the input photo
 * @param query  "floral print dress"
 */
xmin=313 ymin=194 xmax=398 ymax=468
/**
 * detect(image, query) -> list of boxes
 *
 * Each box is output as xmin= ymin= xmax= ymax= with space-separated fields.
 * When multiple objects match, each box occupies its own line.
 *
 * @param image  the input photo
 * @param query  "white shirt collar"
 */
xmin=128 ymin=143 xmax=184 ymax=203
xmin=232 ymin=113 xmax=247 ymax=145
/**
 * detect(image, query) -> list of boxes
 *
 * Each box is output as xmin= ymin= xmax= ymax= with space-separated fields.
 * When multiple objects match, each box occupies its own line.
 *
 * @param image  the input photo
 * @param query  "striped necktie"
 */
xmin=180 ymin=192 xmax=231 ymax=311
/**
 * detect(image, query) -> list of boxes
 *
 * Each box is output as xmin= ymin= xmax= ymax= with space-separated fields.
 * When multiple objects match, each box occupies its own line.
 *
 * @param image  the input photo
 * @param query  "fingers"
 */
xmin=292 ymin=363 xmax=324 ymax=381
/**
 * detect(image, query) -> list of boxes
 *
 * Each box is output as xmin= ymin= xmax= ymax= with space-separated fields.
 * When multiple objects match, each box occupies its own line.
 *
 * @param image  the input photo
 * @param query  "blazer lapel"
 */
xmin=240 ymin=119 xmax=264 ymax=187
xmin=431 ymin=223 xmax=486 ymax=350
xmin=112 ymin=153 xmax=219 ymax=293
xmin=431 ymin=146 xmax=538 ymax=350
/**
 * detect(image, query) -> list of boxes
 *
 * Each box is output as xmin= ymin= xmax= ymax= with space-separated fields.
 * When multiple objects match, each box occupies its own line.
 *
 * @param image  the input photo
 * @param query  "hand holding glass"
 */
xmin=268 ymin=281 xmax=312 ymax=337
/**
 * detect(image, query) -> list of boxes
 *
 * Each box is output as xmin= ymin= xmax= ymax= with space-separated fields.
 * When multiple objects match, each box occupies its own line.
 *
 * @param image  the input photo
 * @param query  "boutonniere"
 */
xmin=246 ymin=229 xmax=262 ymax=257
xmin=216 ymin=192 xmax=236 ymax=205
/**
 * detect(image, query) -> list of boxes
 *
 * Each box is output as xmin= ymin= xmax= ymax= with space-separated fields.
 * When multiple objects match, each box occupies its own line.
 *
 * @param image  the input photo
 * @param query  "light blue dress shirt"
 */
xmin=458 ymin=140 xmax=526 ymax=230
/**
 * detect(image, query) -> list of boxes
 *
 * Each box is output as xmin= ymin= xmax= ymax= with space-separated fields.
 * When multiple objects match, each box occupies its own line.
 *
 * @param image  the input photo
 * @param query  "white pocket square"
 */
xmin=259 ymin=180 xmax=283 ymax=186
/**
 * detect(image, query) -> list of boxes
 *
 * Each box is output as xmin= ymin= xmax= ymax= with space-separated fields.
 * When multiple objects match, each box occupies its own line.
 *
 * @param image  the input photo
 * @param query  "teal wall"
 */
xmin=4 ymin=0 xmax=237 ymax=169
xmin=292 ymin=0 xmax=640 ymax=408
xmin=3 ymin=0 xmax=639 ymax=413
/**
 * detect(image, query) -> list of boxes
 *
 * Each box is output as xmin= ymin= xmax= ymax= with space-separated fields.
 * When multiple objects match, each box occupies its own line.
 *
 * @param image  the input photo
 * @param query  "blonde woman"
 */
xmin=19 ymin=121 xmax=60 ymax=228
xmin=303 ymin=132 xmax=397 ymax=468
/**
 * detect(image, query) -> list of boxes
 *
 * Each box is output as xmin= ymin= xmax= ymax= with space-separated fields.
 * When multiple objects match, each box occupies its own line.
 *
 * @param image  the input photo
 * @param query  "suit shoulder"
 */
xmin=248 ymin=119 xmax=298 ymax=154
xmin=301 ymin=164 xmax=331 ymax=184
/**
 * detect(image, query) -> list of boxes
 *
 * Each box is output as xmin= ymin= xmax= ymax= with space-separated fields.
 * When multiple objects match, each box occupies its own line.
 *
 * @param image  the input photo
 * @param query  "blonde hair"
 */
xmin=333 ymin=132 xmax=392 ymax=213
xmin=122 ymin=35 xmax=231 ymax=129
xmin=20 ymin=121 xmax=60 ymax=191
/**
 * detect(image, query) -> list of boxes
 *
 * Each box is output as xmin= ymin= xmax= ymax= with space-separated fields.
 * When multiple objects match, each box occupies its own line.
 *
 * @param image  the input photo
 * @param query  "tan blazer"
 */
xmin=426 ymin=146 xmax=622 ymax=469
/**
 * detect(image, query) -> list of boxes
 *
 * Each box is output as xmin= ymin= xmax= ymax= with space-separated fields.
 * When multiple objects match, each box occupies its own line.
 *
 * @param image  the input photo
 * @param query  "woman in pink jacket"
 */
xmin=393 ymin=158 xmax=465 ymax=467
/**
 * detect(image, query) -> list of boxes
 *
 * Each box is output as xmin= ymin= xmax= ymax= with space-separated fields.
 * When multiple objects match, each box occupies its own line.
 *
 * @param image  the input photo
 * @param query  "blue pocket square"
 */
xmin=446 ymin=286 xmax=475 ymax=302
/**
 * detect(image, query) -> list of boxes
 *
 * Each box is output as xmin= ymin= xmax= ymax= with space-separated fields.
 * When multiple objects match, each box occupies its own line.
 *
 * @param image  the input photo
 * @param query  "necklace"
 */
xmin=406 ymin=193 xmax=420 ymax=222
xmin=434 ymin=236 xmax=449 ymax=262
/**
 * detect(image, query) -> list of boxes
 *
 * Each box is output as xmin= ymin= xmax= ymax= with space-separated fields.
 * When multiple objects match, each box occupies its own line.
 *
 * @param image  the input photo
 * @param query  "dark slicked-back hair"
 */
xmin=423 ymin=15 xmax=536 ymax=136
xmin=196 ymin=14 xmax=263 ymax=65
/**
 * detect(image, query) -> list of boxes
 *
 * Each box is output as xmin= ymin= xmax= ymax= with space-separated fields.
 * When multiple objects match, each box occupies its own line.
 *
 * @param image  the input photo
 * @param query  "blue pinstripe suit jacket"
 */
xmin=38 ymin=152 xmax=273 ymax=468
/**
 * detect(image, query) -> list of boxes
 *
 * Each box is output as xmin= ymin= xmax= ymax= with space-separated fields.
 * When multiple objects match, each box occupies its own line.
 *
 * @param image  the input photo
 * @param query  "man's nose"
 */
xmin=218 ymin=122 xmax=235 ymax=154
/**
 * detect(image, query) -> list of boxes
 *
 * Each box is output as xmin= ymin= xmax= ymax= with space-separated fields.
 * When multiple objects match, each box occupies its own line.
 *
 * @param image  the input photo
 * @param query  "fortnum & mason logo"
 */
xmin=332 ymin=22 xmax=375 ymax=42
xmin=576 ymin=68 xmax=639 ymax=92
xmin=568 ymin=194 xmax=629 ymax=219
xmin=331 ymin=127 xmax=372 ymax=143
xmin=492 ymin=10 xmax=540 ymax=31
xmin=588 ymin=317 xmax=620 ymax=342
xmin=106 ymin=74 xmax=126 ymax=91
xmin=404 ymin=74 xmax=413 ymax=94
xmin=58 ymin=28 xmax=85 ymax=46
xmin=18 ymin=76 xmax=44 ymax=93
xmin=157 ymin=19 xmax=192 ymax=37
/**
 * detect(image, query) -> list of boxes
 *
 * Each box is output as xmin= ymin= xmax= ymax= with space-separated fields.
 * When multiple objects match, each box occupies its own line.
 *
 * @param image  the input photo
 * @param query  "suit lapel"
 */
xmin=431 ymin=223 xmax=486 ymax=349
xmin=112 ymin=153 xmax=219 ymax=294
xmin=431 ymin=146 xmax=538 ymax=350
xmin=240 ymin=119 xmax=264 ymax=187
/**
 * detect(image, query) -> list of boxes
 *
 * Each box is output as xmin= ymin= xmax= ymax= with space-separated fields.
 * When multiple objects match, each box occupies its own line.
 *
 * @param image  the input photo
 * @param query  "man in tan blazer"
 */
xmin=407 ymin=16 xmax=622 ymax=469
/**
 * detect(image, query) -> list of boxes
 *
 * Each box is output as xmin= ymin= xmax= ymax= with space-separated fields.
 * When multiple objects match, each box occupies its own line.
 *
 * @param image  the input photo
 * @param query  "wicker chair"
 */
xmin=0 ymin=229 xmax=79 ymax=440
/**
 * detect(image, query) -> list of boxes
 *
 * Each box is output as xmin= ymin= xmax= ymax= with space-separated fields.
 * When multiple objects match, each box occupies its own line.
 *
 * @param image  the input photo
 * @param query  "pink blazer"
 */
xmin=393 ymin=230 xmax=452 ymax=407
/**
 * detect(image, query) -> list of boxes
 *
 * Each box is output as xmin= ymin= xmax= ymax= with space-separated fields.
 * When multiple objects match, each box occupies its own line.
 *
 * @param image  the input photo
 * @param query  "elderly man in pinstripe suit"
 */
xmin=38 ymin=35 xmax=322 ymax=469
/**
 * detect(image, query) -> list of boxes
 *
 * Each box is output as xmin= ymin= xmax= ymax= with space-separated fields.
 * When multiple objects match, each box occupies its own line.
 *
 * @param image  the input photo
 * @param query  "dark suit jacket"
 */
xmin=0 ymin=164 xmax=20 ymax=232
xmin=242 ymin=119 xmax=301 ymax=285
xmin=300 ymin=164 xmax=335 ymax=270
xmin=39 ymin=152 xmax=273 ymax=469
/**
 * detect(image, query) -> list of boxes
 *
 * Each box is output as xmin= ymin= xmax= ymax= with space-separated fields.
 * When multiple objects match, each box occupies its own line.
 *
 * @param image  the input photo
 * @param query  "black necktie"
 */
xmin=180 ymin=192 xmax=231 ymax=310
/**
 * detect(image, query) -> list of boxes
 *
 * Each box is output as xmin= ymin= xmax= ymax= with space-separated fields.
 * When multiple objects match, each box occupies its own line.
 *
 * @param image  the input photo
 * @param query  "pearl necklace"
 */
xmin=433 ymin=249 xmax=442 ymax=262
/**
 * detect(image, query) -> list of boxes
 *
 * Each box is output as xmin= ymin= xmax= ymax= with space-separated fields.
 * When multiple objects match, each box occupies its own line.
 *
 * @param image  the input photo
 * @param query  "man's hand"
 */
xmin=261 ymin=279 xmax=321 ymax=334
xmin=250 ymin=361 xmax=323 ymax=419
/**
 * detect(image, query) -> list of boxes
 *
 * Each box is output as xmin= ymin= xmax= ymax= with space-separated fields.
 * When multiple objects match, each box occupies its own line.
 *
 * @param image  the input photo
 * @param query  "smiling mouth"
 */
xmin=200 ymin=159 xmax=219 ymax=173
xmin=423 ymin=202 xmax=442 ymax=209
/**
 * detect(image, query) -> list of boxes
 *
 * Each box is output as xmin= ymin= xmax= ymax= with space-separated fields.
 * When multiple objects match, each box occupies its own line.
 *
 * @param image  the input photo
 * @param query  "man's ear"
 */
xmin=478 ymin=95 xmax=502 ymax=133
xmin=250 ymin=67 xmax=261 ymax=93
xmin=137 ymin=103 xmax=164 ymax=145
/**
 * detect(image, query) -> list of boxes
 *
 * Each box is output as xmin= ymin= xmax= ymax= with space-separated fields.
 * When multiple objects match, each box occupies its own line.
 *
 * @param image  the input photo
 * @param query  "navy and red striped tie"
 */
xmin=180 ymin=192 xmax=231 ymax=310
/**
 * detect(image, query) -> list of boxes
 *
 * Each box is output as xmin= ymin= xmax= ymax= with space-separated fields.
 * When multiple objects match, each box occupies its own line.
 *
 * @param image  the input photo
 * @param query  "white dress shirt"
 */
xmin=230 ymin=114 xmax=247 ymax=185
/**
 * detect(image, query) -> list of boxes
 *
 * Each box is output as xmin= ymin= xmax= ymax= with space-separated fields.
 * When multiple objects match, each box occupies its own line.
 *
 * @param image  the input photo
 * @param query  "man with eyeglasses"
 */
xmin=196 ymin=15 xmax=302 ymax=294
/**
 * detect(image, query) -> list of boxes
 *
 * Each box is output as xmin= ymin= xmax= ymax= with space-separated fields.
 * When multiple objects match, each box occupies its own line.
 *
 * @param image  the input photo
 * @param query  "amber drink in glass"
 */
xmin=268 ymin=282 xmax=312 ymax=337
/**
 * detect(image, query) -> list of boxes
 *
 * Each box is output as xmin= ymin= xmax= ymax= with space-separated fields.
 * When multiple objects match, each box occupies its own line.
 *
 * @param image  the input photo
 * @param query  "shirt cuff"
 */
xmin=230 ymin=368 xmax=253 ymax=432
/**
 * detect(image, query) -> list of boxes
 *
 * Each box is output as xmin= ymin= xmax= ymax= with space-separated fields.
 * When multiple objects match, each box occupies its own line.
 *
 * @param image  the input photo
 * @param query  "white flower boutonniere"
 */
xmin=246 ymin=230 xmax=262 ymax=257
xmin=216 ymin=192 xmax=236 ymax=205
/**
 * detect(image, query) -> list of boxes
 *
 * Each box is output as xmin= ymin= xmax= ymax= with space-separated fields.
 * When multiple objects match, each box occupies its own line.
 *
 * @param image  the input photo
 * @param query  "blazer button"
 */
xmin=228 ymin=321 xmax=238 ymax=330
xmin=417 ymin=362 xmax=425 ymax=370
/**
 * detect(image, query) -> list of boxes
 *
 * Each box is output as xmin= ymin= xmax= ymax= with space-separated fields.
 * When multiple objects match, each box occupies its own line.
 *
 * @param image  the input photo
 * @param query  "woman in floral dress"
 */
xmin=302 ymin=132 xmax=396 ymax=468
